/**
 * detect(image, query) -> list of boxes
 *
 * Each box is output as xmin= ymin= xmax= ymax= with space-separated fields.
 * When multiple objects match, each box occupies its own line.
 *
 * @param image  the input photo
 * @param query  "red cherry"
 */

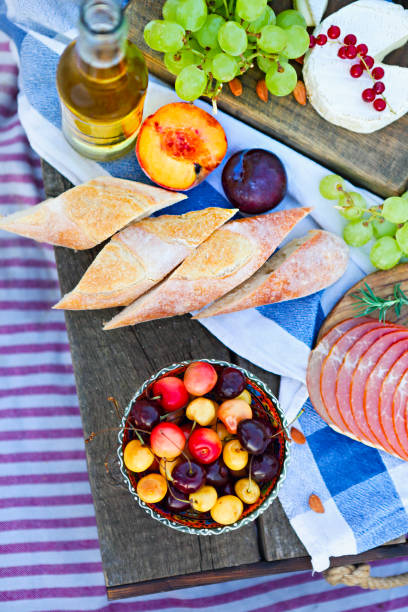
xmin=373 ymin=98 xmax=386 ymax=112
xmin=373 ymin=81 xmax=385 ymax=94
xmin=188 ymin=428 xmax=222 ymax=464
xmin=362 ymin=88 xmax=375 ymax=102
xmin=350 ymin=64 xmax=363 ymax=78
xmin=183 ymin=361 xmax=217 ymax=396
xmin=356 ymin=43 xmax=368 ymax=57
xmin=360 ymin=56 xmax=374 ymax=70
xmin=327 ymin=25 xmax=340 ymax=39
xmin=152 ymin=376 xmax=189 ymax=412
xmin=316 ymin=34 xmax=327 ymax=46
xmin=372 ymin=67 xmax=385 ymax=80
xmin=346 ymin=45 xmax=357 ymax=59
xmin=337 ymin=46 xmax=347 ymax=59
xmin=344 ymin=34 xmax=357 ymax=45
xmin=309 ymin=35 xmax=316 ymax=48
xmin=150 ymin=423 xmax=185 ymax=459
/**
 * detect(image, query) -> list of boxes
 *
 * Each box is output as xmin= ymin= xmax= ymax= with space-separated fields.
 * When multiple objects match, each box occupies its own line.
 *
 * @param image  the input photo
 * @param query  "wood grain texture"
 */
xmin=318 ymin=263 xmax=408 ymax=341
xmin=126 ymin=0 xmax=408 ymax=197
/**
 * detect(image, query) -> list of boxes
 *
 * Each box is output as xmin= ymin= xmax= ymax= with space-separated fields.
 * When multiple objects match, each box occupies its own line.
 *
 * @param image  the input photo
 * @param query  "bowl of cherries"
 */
xmin=117 ymin=359 xmax=290 ymax=535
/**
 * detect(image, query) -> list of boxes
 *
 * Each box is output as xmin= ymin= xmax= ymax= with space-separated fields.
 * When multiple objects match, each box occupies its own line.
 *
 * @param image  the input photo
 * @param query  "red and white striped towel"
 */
xmin=2 ymin=29 xmax=408 ymax=611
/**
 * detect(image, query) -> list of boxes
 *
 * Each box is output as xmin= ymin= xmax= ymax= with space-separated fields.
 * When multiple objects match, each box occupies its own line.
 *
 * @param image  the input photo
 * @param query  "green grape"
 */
xmin=396 ymin=223 xmax=408 ymax=254
xmin=176 ymin=0 xmax=207 ymax=32
xmin=211 ymin=52 xmax=238 ymax=81
xmin=382 ymin=197 xmax=408 ymax=224
xmin=319 ymin=174 xmax=346 ymax=199
xmin=337 ymin=191 xmax=367 ymax=220
xmin=175 ymin=65 xmax=207 ymax=101
xmin=283 ymin=25 xmax=310 ymax=59
xmin=201 ymin=47 xmax=220 ymax=74
xmin=265 ymin=61 xmax=297 ymax=96
xmin=343 ymin=220 xmax=373 ymax=247
xmin=276 ymin=9 xmax=307 ymax=29
xmin=236 ymin=0 xmax=267 ymax=22
xmin=258 ymin=25 xmax=287 ymax=53
xmin=218 ymin=21 xmax=247 ymax=56
xmin=196 ymin=14 xmax=225 ymax=49
xmin=257 ymin=55 xmax=274 ymax=73
xmin=245 ymin=6 xmax=276 ymax=35
xmin=144 ymin=20 xmax=185 ymax=53
xmin=372 ymin=215 xmax=397 ymax=239
xmin=402 ymin=191 xmax=408 ymax=201
xmin=164 ymin=49 xmax=200 ymax=75
xmin=370 ymin=236 xmax=402 ymax=270
xmin=162 ymin=0 xmax=181 ymax=21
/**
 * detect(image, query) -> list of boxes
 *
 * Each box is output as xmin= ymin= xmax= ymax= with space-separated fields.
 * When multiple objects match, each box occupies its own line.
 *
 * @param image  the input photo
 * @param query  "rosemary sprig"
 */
xmin=351 ymin=282 xmax=408 ymax=322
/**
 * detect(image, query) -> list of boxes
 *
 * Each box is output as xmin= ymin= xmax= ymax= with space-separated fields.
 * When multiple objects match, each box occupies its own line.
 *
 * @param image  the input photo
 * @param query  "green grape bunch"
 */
xmin=143 ymin=0 xmax=310 ymax=104
xmin=319 ymin=174 xmax=408 ymax=271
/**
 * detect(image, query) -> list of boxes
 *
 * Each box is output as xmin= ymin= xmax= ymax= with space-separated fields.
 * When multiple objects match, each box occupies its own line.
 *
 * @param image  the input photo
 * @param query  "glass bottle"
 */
xmin=56 ymin=0 xmax=148 ymax=161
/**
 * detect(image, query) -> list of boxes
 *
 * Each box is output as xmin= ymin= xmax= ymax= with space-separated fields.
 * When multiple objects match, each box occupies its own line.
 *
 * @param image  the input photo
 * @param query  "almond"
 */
xmin=291 ymin=427 xmax=306 ymax=444
xmin=309 ymin=494 xmax=325 ymax=514
xmin=228 ymin=78 xmax=243 ymax=97
xmin=294 ymin=55 xmax=304 ymax=65
xmin=256 ymin=79 xmax=268 ymax=103
xmin=293 ymin=80 xmax=307 ymax=106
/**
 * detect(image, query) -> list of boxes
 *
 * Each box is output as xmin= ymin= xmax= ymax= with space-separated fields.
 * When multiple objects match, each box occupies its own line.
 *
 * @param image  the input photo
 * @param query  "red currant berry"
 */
xmin=362 ymin=88 xmax=375 ymax=103
xmin=327 ymin=25 xmax=340 ymax=39
xmin=316 ymin=34 xmax=327 ymax=46
xmin=344 ymin=34 xmax=357 ymax=45
xmin=373 ymin=98 xmax=386 ymax=112
xmin=350 ymin=64 xmax=363 ymax=78
xmin=356 ymin=43 xmax=368 ymax=57
xmin=346 ymin=45 xmax=357 ymax=59
xmin=338 ymin=46 xmax=347 ymax=59
xmin=372 ymin=67 xmax=385 ymax=80
xmin=309 ymin=35 xmax=316 ymax=48
xmin=373 ymin=81 xmax=385 ymax=94
xmin=360 ymin=55 xmax=374 ymax=70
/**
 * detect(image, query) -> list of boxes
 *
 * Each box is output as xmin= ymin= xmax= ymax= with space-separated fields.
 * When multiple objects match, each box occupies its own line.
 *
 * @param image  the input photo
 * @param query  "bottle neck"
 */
xmin=77 ymin=0 xmax=127 ymax=69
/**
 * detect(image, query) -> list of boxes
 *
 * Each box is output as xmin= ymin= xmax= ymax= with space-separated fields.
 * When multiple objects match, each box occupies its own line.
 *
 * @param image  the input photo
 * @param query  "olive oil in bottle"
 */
xmin=56 ymin=0 xmax=148 ymax=161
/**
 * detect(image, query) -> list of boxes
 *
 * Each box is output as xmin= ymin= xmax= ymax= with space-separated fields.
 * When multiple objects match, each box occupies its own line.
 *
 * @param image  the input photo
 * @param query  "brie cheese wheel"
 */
xmin=294 ymin=0 xmax=328 ymax=26
xmin=304 ymin=0 xmax=408 ymax=133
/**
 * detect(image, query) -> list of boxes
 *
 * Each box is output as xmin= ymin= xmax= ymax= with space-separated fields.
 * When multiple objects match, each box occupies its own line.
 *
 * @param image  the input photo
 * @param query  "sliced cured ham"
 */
xmin=351 ymin=330 xmax=408 ymax=450
xmin=393 ymin=370 xmax=408 ymax=457
xmin=306 ymin=317 xmax=372 ymax=424
xmin=379 ymin=353 xmax=408 ymax=460
xmin=365 ymin=340 xmax=408 ymax=456
xmin=320 ymin=320 xmax=393 ymax=430
xmin=335 ymin=325 xmax=401 ymax=441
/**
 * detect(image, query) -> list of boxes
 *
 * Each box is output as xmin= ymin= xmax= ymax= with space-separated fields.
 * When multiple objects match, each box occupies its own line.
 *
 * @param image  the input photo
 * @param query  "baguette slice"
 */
xmin=54 ymin=207 xmax=237 ymax=310
xmin=195 ymin=230 xmax=348 ymax=318
xmin=104 ymin=207 xmax=311 ymax=330
xmin=0 ymin=177 xmax=187 ymax=250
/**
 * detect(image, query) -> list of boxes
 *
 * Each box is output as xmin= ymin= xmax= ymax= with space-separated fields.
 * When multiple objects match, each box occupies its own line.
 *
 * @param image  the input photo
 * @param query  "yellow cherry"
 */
xmin=186 ymin=397 xmax=216 ymax=426
xmin=234 ymin=478 xmax=260 ymax=504
xmin=217 ymin=399 xmax=252 ymax=434
xmin=223 ymin=439 xmax=248 ymax=471
xmin=137 ymin=473 xmax=167 ymax=503
xmin=210 ymin=495 xmax=243 ymax=525
xmin=159 ymin=457 xmax=181 ymax=481
xmin=236 ymin=389 xmax=252 ymax=405
xmin=123 ymin=439 xmax=154 ymax=473
xmin=189 ymin=485 xmax=218 ymax=512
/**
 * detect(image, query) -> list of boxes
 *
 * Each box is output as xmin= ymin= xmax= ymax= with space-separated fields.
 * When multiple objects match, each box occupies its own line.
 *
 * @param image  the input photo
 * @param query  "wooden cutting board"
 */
xmin=126 ymin=0 xmax=408 ymax=198
xmin=318 ymin=263 xmax=408 ymax=340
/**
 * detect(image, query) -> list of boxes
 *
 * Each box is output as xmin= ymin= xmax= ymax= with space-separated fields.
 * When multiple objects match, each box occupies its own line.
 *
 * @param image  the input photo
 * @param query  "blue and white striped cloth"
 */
xmin=1 ymin=0 xmax=408 ymax=574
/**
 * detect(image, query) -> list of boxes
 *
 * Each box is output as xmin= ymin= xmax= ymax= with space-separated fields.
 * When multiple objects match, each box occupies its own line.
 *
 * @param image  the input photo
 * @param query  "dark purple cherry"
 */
xmin=220 ymin=480 xmax=235 ymax=496
xmin=206 ymin=458 xmax=229 ymax=488
xmin=172 ymin=461 xmax=206 ymax=494
xmin=238 ymin=419 xmax=269 ymax=454
xmin=250 ymin=454 xmax=280 ymax=483
xmin=215 ymin=367 xmax=245 ymax=400
xmin=130 ymin=399 xmax=161 ymax=432
xmin=165 ymin=488 xmax=191 ymax=512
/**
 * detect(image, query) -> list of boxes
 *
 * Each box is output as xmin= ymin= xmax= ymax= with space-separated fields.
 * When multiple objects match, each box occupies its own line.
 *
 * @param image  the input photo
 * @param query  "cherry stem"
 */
xmin=85 ymin=425 xmax=150 ymax=444
xmin=160 ymin=406 xmax=185 ymax=421
xmin=159 ymin=430 xmax=193 ymax=474
xmin=268 ymin=408 xmax=305 ymax=441
xmin=168 ymin=483 xmax=193 ymax=507
xmin=108 ymin=396 xmax=122 ymax=420
xmin=248 ymin=455 xmax=254 ymax=491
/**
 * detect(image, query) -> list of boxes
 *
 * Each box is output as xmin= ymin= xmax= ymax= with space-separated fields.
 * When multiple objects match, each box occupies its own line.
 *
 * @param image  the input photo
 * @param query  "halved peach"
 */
xmin=136 ymin=102 xmax=227 ymax=191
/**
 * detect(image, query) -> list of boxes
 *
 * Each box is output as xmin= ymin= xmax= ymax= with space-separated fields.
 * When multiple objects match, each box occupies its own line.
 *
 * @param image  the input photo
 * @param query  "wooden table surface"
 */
xmin=42 ymin=163 xmax=408 ymax=600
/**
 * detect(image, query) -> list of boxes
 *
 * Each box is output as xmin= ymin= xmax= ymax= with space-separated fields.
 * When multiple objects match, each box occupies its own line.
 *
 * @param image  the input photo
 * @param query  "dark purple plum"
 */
xmin=129 ymin=399 xmax=161 ymax=431
xmin=205 ymin=458 xmax=229 ymax=488
xmin=250 ymin=454 xmax=280 ymax=483
xmin=238 ymin=419 xmax=269 ymax=454
xmin=172 ymin=461 xmax=206 ymax=494
xmin=165 ymin=488 xmax=191 ymax=512
xmin=222 ymin=149 xmax=287 ymax=214
xmin=215 ymin=367 xmax=245 ymax=400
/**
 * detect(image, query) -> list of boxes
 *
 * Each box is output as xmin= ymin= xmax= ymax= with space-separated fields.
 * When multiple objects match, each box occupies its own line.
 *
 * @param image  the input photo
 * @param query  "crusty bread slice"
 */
xmin=53 ymin=207 xmax=237 ymax=310
xmin=103 ymin=207 xmax=311 ymax=330
xmin=195 ymin=230 xmax=348 ymax=318
xmin=0 ymin=176 xmax=187 ymax=250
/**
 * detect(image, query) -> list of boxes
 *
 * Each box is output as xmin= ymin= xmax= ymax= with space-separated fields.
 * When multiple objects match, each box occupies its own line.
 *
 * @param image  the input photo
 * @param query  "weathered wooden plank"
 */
xmin=43 ymin=162 xmax=262 ymax=589
xmin=126 ymin=0 xmax=408 ymax=197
